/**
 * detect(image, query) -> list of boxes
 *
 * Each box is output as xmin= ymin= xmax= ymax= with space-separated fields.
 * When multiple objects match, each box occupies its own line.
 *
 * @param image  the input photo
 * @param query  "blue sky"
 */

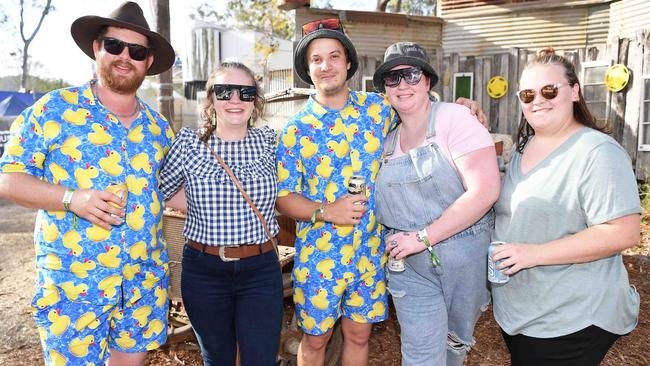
xmin=0 ymin=0 xmax=375 ymax=85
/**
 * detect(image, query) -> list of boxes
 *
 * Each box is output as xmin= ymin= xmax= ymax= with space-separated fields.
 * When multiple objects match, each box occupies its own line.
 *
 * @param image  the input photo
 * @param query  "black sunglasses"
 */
xmin=383 ymin=67 xmax=424 ymax=88
xmin=518 ymin=83 xmax=567 ymax=104
xmin=213 ymin=84 xmax=257 ymax=102
xmin=101 ymin=37 xmax=151 ymax=61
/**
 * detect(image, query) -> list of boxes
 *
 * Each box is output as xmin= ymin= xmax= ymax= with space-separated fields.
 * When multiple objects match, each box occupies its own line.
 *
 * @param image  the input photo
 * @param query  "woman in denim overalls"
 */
xmin=372 ymin=42 xmax=501 ymax=366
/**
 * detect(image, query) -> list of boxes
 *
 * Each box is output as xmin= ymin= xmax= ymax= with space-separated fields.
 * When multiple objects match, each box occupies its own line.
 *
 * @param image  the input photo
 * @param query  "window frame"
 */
xmin=452 ymin=72 xmax=474 ymax=100
xmin=362 ymin=76 xmax=375 ymax=93
xmin=638 ymin=75 xmax=650 ymax=151
xmin=580 ymin=60 xmax=610 ymax=124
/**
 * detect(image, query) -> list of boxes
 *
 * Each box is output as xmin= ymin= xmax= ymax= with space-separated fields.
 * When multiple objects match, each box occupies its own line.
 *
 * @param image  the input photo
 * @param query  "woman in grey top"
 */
xmin=491 ymin=48 xmax=641 ymax=366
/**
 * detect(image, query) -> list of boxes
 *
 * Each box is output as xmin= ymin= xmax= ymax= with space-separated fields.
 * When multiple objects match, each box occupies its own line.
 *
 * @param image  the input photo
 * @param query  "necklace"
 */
xmin=93 ymin=83 xmax=140 ymax=119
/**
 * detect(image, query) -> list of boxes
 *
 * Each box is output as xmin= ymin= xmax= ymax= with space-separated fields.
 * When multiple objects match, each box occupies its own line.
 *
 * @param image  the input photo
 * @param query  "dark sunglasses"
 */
xmin=101 ymin=37 xmax=151 ymax=61
xmin=383 ymin=67 xmax=424 ymax=88
xmin=302 ymin=18 xmax=344 ymax=36
xmin=213 ymin=84 xmax=257 ymax=102
xmin=518 ymin=83 xmax=568 ymax=104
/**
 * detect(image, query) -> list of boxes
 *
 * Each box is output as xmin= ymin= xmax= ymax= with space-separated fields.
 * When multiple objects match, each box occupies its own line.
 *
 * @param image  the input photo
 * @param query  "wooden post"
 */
xmin=150 ymin=0 xmax=176 ymax=130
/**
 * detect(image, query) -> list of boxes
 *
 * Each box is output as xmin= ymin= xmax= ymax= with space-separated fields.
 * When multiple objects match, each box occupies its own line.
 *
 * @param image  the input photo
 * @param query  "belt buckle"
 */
xmin=219 ymin=245 xmax=240 ymax=262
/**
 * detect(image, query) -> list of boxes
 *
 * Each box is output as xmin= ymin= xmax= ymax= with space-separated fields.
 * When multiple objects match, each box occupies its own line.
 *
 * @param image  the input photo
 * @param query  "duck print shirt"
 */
xmin=276 ymin=90 xmax=396 ymax=270
xmin=0 ymin=80 xmax=175 ymax=307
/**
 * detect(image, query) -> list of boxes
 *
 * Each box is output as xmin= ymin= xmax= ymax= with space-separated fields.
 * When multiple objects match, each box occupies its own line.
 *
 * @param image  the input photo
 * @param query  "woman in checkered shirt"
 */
xmin=160 ymin=61 xmax=282 ymax=366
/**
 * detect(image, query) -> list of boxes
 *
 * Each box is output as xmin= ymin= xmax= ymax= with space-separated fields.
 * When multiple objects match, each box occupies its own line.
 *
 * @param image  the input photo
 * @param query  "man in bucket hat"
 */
xmin=0 ymin=2 xmax=175 ymax=365
xmin=276 ymin=19 xmax=486 ymax=366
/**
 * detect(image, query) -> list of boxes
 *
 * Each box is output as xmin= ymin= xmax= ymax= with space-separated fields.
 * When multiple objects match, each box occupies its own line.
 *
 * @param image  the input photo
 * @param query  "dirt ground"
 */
xmin=0 ymin=198 xmax=648 ymax=366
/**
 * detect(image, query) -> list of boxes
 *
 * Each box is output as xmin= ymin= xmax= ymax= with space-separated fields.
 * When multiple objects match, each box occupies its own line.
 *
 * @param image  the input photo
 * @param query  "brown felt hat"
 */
xmin=70 ymin=1 xmax=175 ymax=75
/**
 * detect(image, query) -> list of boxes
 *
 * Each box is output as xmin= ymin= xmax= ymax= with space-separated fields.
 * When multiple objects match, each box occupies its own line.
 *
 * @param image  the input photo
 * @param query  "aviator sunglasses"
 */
xmin=302 ymin=18 xmax=344 ymax=36
xmin=383 ymin=67 xmax=424 ymax=88
xmin=101 ymin=37 xmax=151 ymax=61
xmin=213 ymin=84 xmax=257 ymax=102
xmin=518 ymin=83 xmax=568 ymax=104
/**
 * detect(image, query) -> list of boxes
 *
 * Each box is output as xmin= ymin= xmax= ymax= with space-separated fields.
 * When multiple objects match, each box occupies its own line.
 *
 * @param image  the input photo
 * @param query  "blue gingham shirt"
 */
xmin=160 ymin=126 xmax=279 ymax=245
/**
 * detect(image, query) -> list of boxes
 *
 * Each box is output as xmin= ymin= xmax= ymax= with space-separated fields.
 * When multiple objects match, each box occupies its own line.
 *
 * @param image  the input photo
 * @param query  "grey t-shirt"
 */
xmin=493 ymin=128 xmax=641 ymax=338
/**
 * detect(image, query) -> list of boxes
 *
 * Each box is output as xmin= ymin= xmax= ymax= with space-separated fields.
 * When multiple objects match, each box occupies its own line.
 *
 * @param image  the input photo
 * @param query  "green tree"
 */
xmin=192 ymin=0 xmax=294 ymax=41
xmin=378 ymin=0 xmax=436 ymax=15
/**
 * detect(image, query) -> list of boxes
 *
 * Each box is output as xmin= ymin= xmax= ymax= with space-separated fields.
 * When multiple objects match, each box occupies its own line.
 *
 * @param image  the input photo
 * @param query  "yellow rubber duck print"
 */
xmin=88 ymin=123 xmax=113 ymax=146
xmin=48 ymin=308 xmax=71 ymax=336
xmin=277 ymin=161 xmax=290 ymax=183
xmin=333 ymin=272 xmax=355 ymax=296
xmin=326 ymin=139 xmax=349 ymax=159
xmin=60 ymin=281 xmax=88 ymax=301
xmin=371 ymin=280 xmax=386 ymax=300
xmin=143 ymin=319 xmax=164 ymax=339
xmin=153 ymin=141 xmax=164 ymax=162
xmin=310 ymin=288 xmax=330 ymax=310
xmin=82 ymin=86 xmax=95 ymax=105
xmin=127 ymin=204 xmax=146 ymax=231
xmin=299 ymin=136 xmax=318 ymax=158
xmin=74 ymin=311 xmax=100 ymax=332
xmin=150 ymin=191 xmax=161 ymax=216
xmin=74 ymin=164 xmax=99 ymax=189
xmin=6 ymin=135 xmax=25 ymax=156
xmin=60 ymin=89 xmax=79 ymax=105
xmin=344 ymin=123 xmax=359 ymax=141
xmin=29 ymin=152 xmax=46 ymax=169
xmin=368 ymin=236 xmax=381 ymax=256
xmin=70 ymin=259 xmax=96 ymax=279
xmin=99 ymin=150 xmax=123 ymax=176
xmin=316 ymin=258 xmax=335 ymax=279
xmin=154 ymin=284 xmax=167 ymax=308
xmin=49 ymin=349 xmax=68 ymax=366
xmin=2 ymin=161 xmax=26 ymax=173
xmin=299 ymin=310 xmax=316 ymax=331
xmin=42 ymin=220 xmax=60 ymax=243
xmin=281 ymin=125 xmax=299 ymax=148
xmin=320 ymin=317 xmax=335 ymax=332
xmin=324 ymin=182 xmax=338 ymax=203
xmin=62 ymin=108 xmax=91 ymax=125
xmin=43 ymin=120 xmax=61 ymax=140
xmin=357 ymin=256 xmax=376 ymax=274
xmin=345 ymin=290 xmax=364 ymax=307
xmin=63 ymin=230 xmax=84 ymax=257
xmin=341 ymin=104 xmax=360 ymax=120
xmin=35 ymin=280 xmax=60 ymax=308
xmin=44 ymin=253 xmax=62 ymax=270
xmin=130 ymin=152 xmax=152 ymax=174
xmin=98 ymin=275 xmax=121 ymax=299
xmin=61 ymin=136 xmax=82 ymax=162
xmin=315 ymin=156 xmax=333 ymax=179
xmin=85 ymin=224 xmax=110 ymax=243
xmin=126 ymin=174 xmax=149 ymax=195
xmin=350 ymin=313 xmax=367 ymax=323
xmin=142 ymin=271 xmax=158 ymax=290
xmin=33 ymin=94 xmax=51 ymax=117
xmin=300 ymin=114 xmax=323 ymax=129
xmin=367 ymin=103 xmax=382 ymax=124
xmin=368 ymin=301 xmax=386 ymax=319
xmin=122 ymin=263 xmax=141 ymax=281
xmin=339 ymin=244 xmax=355 ymax=265
xmin=315 ymin=231 xmax=333 ymax=252
xmin=293 ymin=287 xmax=305 ymax=305
xmin=98 ymin=245 xmax=122 ymax=268
xmin=133 ymin=305 xmax=153 ymax=327
xmin=68 ymin=335 xmax=95 ymax=357
xmin=115 ymin=331 xmax=136 ymax=349
xmin=9 ymin=114 xmax=24 ymax=133
xmin=363 ymin=131 xmax=380 ymax=153
xmin=49 ymin=162 xmax=69 ymax=184
xmin=307 ymin=174 xmax=320 ymax=195
xmin=329 ymin=118 xmax=346 ymax=136
xmin=334 ymin=223 xmax=354 ymax=238
xmin=129 ymin=241 xmax=147 ymax=260
xmin=293 ymin=267 xmax=310 ymax=284
xmin=298 ymin=244 xmax=315 ymax=263
xmin=127 ymin=124 xmax=145 ymax=143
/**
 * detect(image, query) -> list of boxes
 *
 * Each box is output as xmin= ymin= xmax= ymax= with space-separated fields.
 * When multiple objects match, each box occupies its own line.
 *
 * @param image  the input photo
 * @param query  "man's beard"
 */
xmin=97 ymin=58 xmax=146 ymax=94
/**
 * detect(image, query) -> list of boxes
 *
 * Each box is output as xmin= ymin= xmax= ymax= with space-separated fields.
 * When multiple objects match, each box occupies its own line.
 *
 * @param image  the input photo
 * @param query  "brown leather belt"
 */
xmin=186 ymin=239 xmax=275 ymax=261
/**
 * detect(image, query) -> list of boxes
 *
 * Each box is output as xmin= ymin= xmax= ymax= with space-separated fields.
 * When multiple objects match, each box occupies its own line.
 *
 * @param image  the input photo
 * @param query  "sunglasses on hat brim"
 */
xmin=213 ymin=84 xmax=257 ymax=102
xmin=383 ymin=67 xmax=424 ymax=88
xmin=518 ymin=83 xmax=568 ymax=104
xmin=101 ymin=37 xmax=151 ymax=61
xmin=302 ymin=18 xmax=344 ymax=36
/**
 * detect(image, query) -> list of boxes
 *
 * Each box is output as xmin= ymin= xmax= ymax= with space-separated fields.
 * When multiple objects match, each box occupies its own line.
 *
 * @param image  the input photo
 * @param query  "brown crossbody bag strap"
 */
xmin=202 ymin=141 xmax=278 ymax=252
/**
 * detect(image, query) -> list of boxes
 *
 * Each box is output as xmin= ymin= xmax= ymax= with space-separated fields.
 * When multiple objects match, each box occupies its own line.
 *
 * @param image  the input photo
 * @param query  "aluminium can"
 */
xmin=487 ymin=241 xmax=509 ymax=284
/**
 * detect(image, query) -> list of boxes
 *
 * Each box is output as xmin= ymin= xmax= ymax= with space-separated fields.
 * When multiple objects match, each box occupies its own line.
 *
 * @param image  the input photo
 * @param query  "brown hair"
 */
xmin=198 ymin=61 xmax=265 ymax=142
xmin=515 ymin=48 xmax=609 ymax=153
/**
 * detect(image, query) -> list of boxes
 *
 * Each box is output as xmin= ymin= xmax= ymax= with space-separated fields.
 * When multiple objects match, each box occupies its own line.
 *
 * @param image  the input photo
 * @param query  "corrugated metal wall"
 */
xmin=610 ymin=0 xmax=650 ymax=40
xmin=441 ymin=1 xmax=610 ymax=56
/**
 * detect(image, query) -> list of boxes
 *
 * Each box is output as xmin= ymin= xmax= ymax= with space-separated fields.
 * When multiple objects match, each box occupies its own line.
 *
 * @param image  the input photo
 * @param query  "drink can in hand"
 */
xmin=487 ymin=241 xmax=509 ymax=283
xmin=106 ymin=183 xmax=128 ymax=218
xmin=348 ymin=175 xmax=366 ymax=205
xmin=387 ymin=257 xmax=405 ymax=272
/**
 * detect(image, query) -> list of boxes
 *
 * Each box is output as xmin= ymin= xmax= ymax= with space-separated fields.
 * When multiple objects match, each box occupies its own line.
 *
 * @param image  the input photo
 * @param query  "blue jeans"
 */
xmin=181 ymin=245 xmax=283 ymax=366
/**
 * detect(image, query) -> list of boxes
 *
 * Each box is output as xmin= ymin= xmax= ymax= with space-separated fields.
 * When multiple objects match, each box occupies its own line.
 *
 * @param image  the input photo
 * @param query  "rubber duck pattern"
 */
xmin=276 ymin=90 xmax=396 ymax=335
xmin=0 ymin=80 xmax=174 ymax=364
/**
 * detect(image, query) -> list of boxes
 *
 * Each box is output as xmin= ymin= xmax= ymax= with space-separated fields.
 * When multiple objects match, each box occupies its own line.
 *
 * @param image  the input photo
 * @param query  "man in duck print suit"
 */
xmin=0 ymin=2 xmax=175 ymax=365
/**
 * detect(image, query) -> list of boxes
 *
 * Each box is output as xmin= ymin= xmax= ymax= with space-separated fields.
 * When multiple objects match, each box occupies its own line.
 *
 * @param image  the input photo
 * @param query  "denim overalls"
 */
xmin=375 ymin=101 xmax=494 ymax=366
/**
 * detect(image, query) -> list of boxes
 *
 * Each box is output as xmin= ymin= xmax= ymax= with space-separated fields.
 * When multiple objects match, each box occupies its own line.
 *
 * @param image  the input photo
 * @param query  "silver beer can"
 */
xmin=387 ymin=257 xmax=406 ymax=272
xmin=487 ymin=241 xmax=509 ymax=283
xmin=348 ymin=175 xmax=366 ymax=206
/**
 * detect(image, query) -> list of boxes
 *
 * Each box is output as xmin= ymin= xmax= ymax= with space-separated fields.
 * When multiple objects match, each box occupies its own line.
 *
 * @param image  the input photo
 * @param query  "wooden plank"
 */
xmin=611 ymin=38 xmax=629 ymax=144
xmin=507 ymin=48 xmax=521 ymax=138
xmin=635 ymin=31 xmax=650 ymax=180
xmin=433 ymin=48 xmax=444 ymax=99
xmin=622 ymin=30 xmax=645 ymax=169
xmin=473 ymin=57 xmax=483 ymax=111
xmin=497 ymin=53 xmax=510 ymax=133
xmin=489 ymin=55 xmax=500 ymax=130
xmin=442 ymin=56 xmax=452 ymax=102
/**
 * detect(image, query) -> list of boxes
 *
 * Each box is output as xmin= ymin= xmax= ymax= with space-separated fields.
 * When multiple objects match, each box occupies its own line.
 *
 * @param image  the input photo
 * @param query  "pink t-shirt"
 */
xmin=387 ymin=102 xmax=494 ymax=173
